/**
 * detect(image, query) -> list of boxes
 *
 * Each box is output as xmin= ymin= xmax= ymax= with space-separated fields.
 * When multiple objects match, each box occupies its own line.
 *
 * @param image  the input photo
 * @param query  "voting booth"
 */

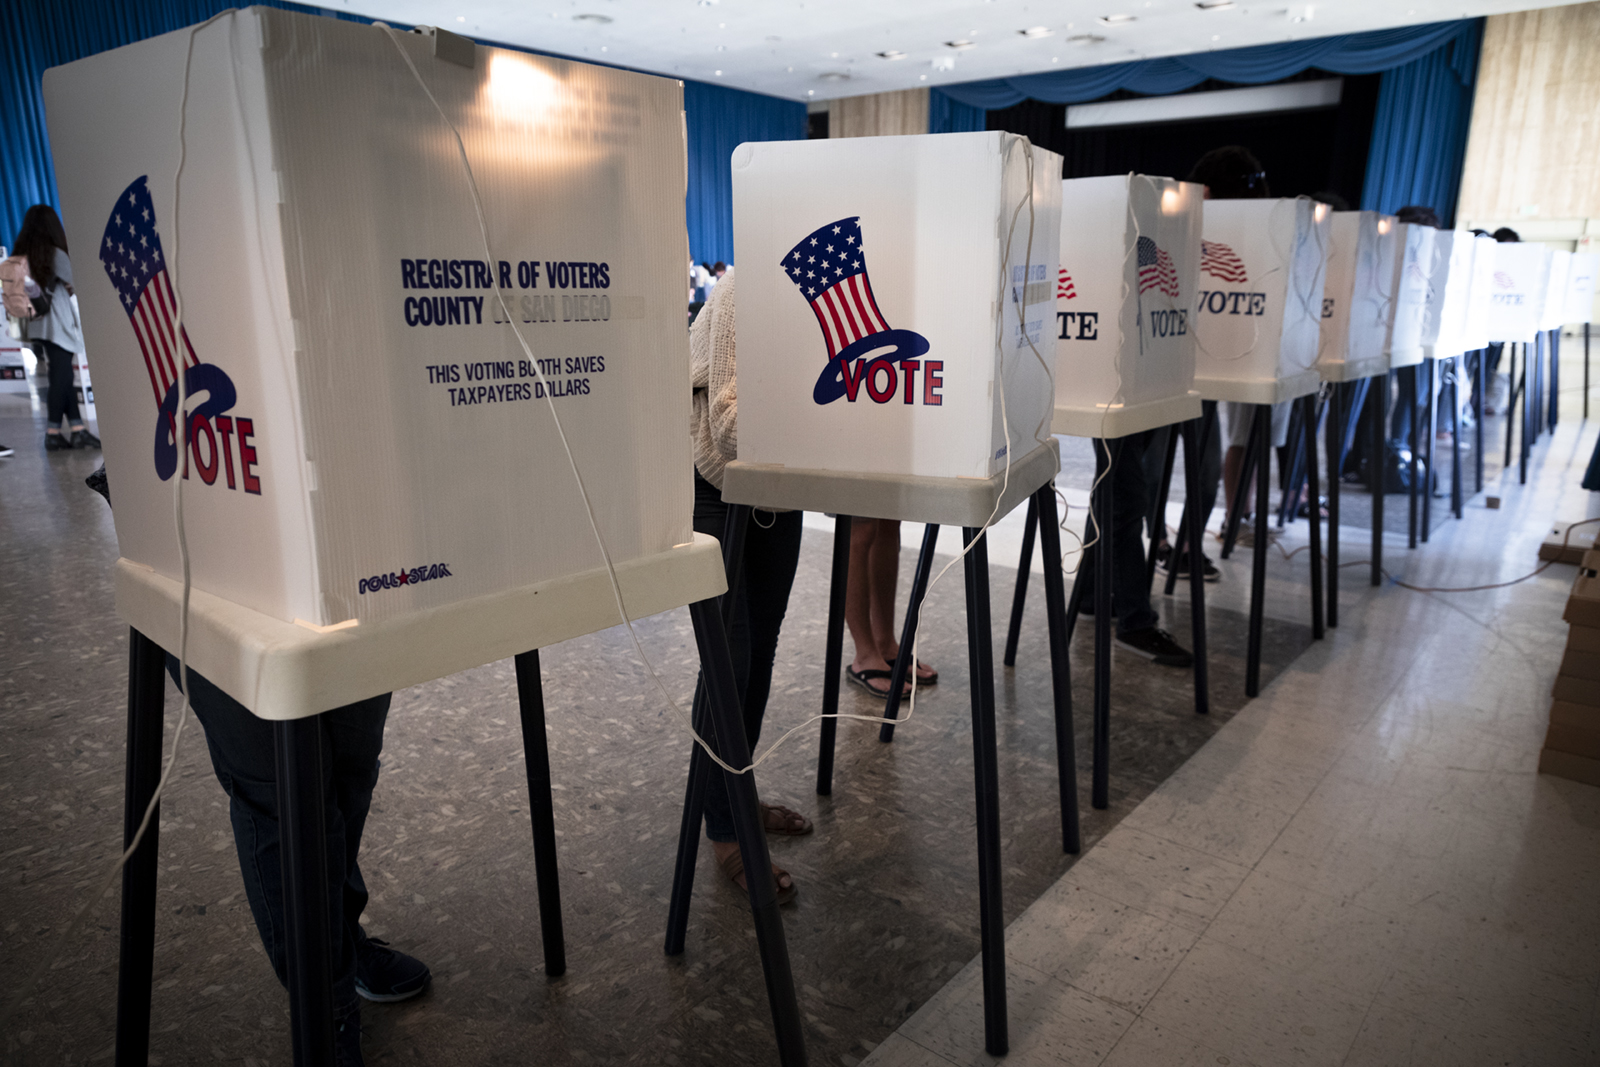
xmin=1050 ymin=174 xmax=1203 ymax=438
xmin=726 ymin=131 xmax=1063 ymax=521
xmin=1191 ymin=197 xmax=1329 ymax=404
xmin=1423 ymin=231 xmax=1493 ymax=358
xmin=1540 ymin=250 xmax=1573 ymax=332
xmin=1317 ymin=211 xmax=1396 ymax=382
xmin=1485 ymin=242 xmax=1552 ymax=344
xmin=45 ymin=8 xmax=699 ymax=635
xmin=1385 ymin=223 xmax=1435 ymax=368
xmin=1567 ymin=253 xmax=1599 ymax=324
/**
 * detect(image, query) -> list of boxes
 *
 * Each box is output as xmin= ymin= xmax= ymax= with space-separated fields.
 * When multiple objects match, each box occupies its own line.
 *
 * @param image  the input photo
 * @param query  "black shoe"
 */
xmin=44 ymin=433 xmax=70 ymax=451
xmin=70 ymin=429 xmax=101 ymax=449
xmin=335 ymin=1005 xmax=364 ymax=1067
xmin=355 ymin=934 xmax=431 ymax=1003
xmin=1160 ymin=549 xmax=1221 ymax=583
xmin=0 ymin=443 xmax=13 ymax=458
xmin=1115 ymin=627 xmax=1194 ymax=668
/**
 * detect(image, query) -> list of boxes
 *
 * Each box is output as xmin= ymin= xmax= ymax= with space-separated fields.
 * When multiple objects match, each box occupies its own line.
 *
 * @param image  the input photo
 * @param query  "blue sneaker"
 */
xmin=354 ymin=934 xmax=431 ymax=1003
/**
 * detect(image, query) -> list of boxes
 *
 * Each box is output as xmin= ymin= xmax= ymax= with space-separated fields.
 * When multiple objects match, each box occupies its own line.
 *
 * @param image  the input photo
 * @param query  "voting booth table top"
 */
xmin=46 ymin=10 xmax=807 ymax=1064
xmin=723 ymin=130 xmax=1072 ymax=1056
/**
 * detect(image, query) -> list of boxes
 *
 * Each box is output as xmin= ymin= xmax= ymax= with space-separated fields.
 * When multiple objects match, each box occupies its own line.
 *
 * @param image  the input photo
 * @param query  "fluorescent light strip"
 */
xmin=1065 ymin=78 xmax=1342 ymax=129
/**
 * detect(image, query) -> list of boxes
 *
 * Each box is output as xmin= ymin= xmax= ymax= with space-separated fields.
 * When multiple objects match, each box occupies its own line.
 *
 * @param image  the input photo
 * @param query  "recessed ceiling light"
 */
xmin=1068 ymin=33 xmax=1106 ymax=43
xmin=946 ymin=39 xmax=975 ymax=50
xmin=455 ymin=15 xmax=465 ymax=22
xmin=698 ymin=0 xmax=718 ymax=6
xmin=717 ymin=44 xmax=726 ymax=51
xmin=573 ymin=13 xmax=612 ymax=24
xmin=1195 ymin=0 xmax=1235 ymax=8
xmin=1212 ymin=34 xmax=1220 ymax=39
xmin=920 ymin=74 xmax=927 ymax=80
xmin=714 ymin=69 xmax=723 ymax=76
xmin=830 ymin=51 xmax=840 ymax=58
xmin=1098 ymin=14 xmax=1137 ymax=24
xmin=877 ymin=50 xmax=907 ymax=60
xmin=1051 ymin=56 xmax=1060 ymax=62
xmin=819 ymin=71 xmax=851 ymax=81
xmin=931 ymin=56 xmax=957 ymax=70
xmin=1020 ymin=26 xmax=1054 ymax=38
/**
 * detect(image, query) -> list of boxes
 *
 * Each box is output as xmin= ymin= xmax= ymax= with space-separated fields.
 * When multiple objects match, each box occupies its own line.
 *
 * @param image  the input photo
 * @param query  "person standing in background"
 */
xmin=13 ymin=205 xmax=98 ymax=452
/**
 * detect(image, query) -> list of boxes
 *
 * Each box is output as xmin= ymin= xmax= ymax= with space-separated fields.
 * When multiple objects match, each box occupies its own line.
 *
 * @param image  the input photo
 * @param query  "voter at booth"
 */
xmin=11 ymin=205 xmax=99 ymax=453
xmin=846 ymin=517 xmax=941 ymax=696
xmin=688 ymin=268 xmax=811 ymax=902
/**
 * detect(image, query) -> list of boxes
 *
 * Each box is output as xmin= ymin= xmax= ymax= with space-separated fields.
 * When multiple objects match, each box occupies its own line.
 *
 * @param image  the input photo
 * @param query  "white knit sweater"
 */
xmin=689 ymin=268 xmax=738 ymax=490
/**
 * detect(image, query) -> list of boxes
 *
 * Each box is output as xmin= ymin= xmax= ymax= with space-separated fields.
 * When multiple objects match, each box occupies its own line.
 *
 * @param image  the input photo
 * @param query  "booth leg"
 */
xmin=1148 ymin=427 xmax=1179 ymax=586
xmin=1180 ymin=418 xmax=1211 ymax=716
xmin=688 ymin=598 xmax=809 ymax=1067
xmin=1407 ymin=364 xmax=1420 ymax=550
xmin=1422 ymin=360 xmax=1436 ymax=543
xmin=115 ymin=629 xmax=167 ymax=1067
xmin=817 ymin=515 xmax=852 ymax=796
xmin=1002 ymin=498 xmax=1037 ymax=668
xmin=1451 ymin=359 xmax=1464 ymax=519
xmin=1304 ymin=395 xmax=1324 ymax=641
xmin=1034 ymin=487 xmax=1081 ymax=853
xmin=1521 ymin=345 xmax=1531 ymax=485
xmin=1247 ymin=405 xmax=1270 ymax=698
xmin=1221 ymin=413 xmax=1262 ymax=561
xmin=1585 ymin=324 xmax=1591 ymax=421
xmin=1064 ymin=539 xmax=1087 ymax=644
xmin=1326 ymin=384 xmax=1342 ymax=630
xmin=961 ymin=528 xmax=1009 ymax=1057
xmin=273 ymin=716 xmax=336 ymax=1067
xmin=1371 ymin=374 xmax=1387 ymax=588
xmin=1533 ymin=333 xmax=1544 ymax=437
xmin=1549 ymin=330 xmax=1560 ymax=429
xmin=513 ymin=650 xmax=566 ymax=977
xmin=1505 ymin=345 xmax=1518 ymax=471
xmin=1092 ymin=439 xmax=1116 ymax=811
xmin=1277 ymin=402 xmax=1305 ymax=529
xmin=1475 ymin=350 xmax=1485 ymax=493
xmin=881 ymin=524 xmax=940 ymax=742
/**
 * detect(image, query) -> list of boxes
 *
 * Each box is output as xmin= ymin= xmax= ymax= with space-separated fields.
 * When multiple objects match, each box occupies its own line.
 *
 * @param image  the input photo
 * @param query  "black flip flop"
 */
xmin=845 ymin=665 xmax=906 ymax=698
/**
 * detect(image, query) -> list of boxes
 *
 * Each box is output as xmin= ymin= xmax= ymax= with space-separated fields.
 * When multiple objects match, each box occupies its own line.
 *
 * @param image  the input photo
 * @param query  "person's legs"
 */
xmin=1197 ymin=401 xmax=1221 ymax=531
xmin=1142 ymin=425 xmax=1173 ymax=549
xmin=863 ymin=519 xmax=935 ymax=681
xmin=739 ymin=508 xmax=804 ymax=747
xmin=41 ymin=339 xmax=81 ymax=440
xmin=845 ymin=518 xmax=905 ymax=694
xmin=1075 ymin=432 xmax=1160 ymax=635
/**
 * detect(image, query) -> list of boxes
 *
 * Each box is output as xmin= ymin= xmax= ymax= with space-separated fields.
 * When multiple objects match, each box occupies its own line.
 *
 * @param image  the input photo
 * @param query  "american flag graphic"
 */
xmin=99 ymin=176 xmax=198 ymax=406
xmin=1493 ymin=271 xmax=1514 ymax=289
xmin=1136 ymin=236 xmax=1180 ymax=298
xmin=782 ymin=217 xmax=891 ymax=357
xmin=1058 ymin=267 xmax=1078 ymax=300
xmin=1199 ymin=240 xmax=1249 ymax=285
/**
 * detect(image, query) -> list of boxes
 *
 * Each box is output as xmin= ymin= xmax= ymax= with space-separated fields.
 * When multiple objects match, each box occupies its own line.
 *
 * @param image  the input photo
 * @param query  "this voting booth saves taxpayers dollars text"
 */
xmin=1192 ymin=198 xmax=1329 ymax=405
xmin=1317 ymin=211 xmax=1398 ymax=383
xmin=730 ymin=132 xmax=1062 ymax=483
xmin=1053 ymin=174 xmax=1203 ymax=439
xmin=1567 ymin=254 xmax=1599 ymax=324
xmin=1486 ymin=242 xmax=1553 ymax=344
xmin=1385 ymin=223 xmax=1436 ymax=369
xmin=45 ymin=9 xmax=694 ymax=629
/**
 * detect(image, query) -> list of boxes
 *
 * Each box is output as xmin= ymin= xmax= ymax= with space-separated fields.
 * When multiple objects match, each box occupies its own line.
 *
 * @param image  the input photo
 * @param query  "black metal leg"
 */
xmin=961 ymin=528 xmax=1008 ymax=1057
xmin=1533 ymin=332 xmax=1544 ymax=437
xmin=881 ymin=523 xmax=940 ymax=741
xmin=1371 ymin=373 xmax=1386 ymax=588
xmin=1505 ymin=344 xmax=1518 ymax=471
xmin=1450 ymin=359 xmax=1463 ymax=519
xmin=1521 ymin=344 xmax=1531 ymax=485
xmin=513 ymin=650 xmax=566 ymax=977
xmin=1475 ymin=350 xmax=1485 ymax=492
xmin=1034 ymin=487 xmax=1081 ymax=852
xmin=115 ymin=629 xmax=167 ymax=1067
xmin=1179 ymin=418 xmax=1211 ymax=716
xmin=687 ymin=598 xmax=808 ymax=1066
xmin=1549 ymin=330 xmax=1560 ymax=429
xmin=1326 ymin=383 xmax=1341 ymax=629
xmin=1092 ymin=439 xmax=1116 ymax=811
xmin=1221 ymin=412 xmax=1262 ymax=560
xmin=1585 ymin=323 xmax=1591 ymax=421
xmin=274 ymin=716 xmax=336 ymax=1067
xmin=817 ymin=515 xmax=851 ymax=796
xmin=1247 ymin=405 xmax=1270 ymax=698
xmin=1407 ymin=364 xmax=1420 ymax=550
xmin=1277 ymin=402 xmax=1305 ymax=528
xmin=1304 ymin=395 xmax=1324 ymax=640
xmin=1147 ymin=427 xmax=1179 ymax=587
xmin=1422 ymin=359 xmax=1436 ymax=542
xmin=1164 ymin=405 xmax=1218 ymax=599
xmin=1002 ymin=499 xmax=1037 ymax=668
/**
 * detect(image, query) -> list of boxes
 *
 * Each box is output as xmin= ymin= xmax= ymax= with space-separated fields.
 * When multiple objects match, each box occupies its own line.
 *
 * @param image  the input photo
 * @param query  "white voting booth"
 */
xmin=725 ymin=131 xmax=1063 ymax=524
xmin=1192 ymin=197 xmax=1329 ymax=405
xmin=1485 ymin=242 xmax=1552 ymax=344
xmin=1385 ymin=223 xmax=1436 ymax=368
xmin=1051 ymin=174 xmax=1203 ymax=439
xmin=1423 ymin=231 xmax=1495 ymax=358
xmin=1567 ymin=253 xmax=1599 ymax=324
xmin=44 ymin=9 xmax=722 ymax=717
xmin=1540 ymin=250 xmax=1573 ymax=332
xmin=1317 ymin=211 xmax=1397 ymax=382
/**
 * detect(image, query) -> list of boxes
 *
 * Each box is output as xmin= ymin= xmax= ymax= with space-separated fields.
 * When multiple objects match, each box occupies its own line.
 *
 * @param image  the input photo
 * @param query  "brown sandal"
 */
xmin=759 ymin=802 xmax=813 ymax=836
xmin=718 ymin=846 xmax=797 ymax=906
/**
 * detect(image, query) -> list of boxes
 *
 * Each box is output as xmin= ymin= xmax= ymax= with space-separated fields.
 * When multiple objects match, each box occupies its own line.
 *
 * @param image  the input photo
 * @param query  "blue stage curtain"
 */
xmin=927 ymin=88 xmax=986 ymax=134
xmin=683 ymin=80 xmax=806 ymax=268
xmin=1359 ymin=20 xmax=1483 ymax=225
xmin=939 ymin=19 xmax=1481 ymax=108
xmin=0 ymin=0 xmax=802 ymax=268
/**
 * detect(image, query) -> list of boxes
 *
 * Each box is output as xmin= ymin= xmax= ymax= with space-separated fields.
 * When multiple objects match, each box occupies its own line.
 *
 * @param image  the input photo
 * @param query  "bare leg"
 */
xmin=870 ymin=520 xmax=937 ymax=681
xmin=846 ymin=520 xmax=903 ymax=694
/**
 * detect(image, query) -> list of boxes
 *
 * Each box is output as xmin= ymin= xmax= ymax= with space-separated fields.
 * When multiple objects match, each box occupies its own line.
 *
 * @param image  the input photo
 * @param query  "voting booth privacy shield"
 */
xmin=1567 ymin=253 xmax=1599 ymax=324
xmin=45 ymin=8 xmax=695 ymax=630
xmin=730 ymin=132 xmax=1062 ymax=482
xmin=1385 ymin=223 xmax=1435 ymax=368
xmin=1423 ymin=231 xmax=1489 ymax=357
xmin=1317 ymin=211 xmax=1396 ymax=382
xmin=1485 ymin=243 xmax=1552 ymax=344
xmin=1540 ymin=250 xmax=1573 ymax=331
xmin=1192 ymin=197 xmax=1329 ymax=404
xmin=1052 ymin=174 xmax=1203 ymax=438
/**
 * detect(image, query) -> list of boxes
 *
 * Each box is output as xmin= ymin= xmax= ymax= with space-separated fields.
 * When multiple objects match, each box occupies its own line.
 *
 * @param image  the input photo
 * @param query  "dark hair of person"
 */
xmin=1185 ymin=146 xmax=1269 ymax=200
xmin=1492 ymin=226 xmax=1520 ymax=243
xmin=13 ymin=204 xmax=68 ymax=293
xmin=1394 ymin=205 xmax=1442 ymax=229
xmin=1469 ymin=228 xmax=1491 ymax=238
xmin=712 ymin=261 xmax=727 ymax=275
xmin=1310 ymin=191 xmax=1350 ymax=212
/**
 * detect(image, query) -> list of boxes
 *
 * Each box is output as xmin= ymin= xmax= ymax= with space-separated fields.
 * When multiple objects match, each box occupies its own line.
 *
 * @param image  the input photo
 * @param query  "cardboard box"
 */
xmin=1191 ymin=197 xmax=1329 ymax=404
xmin=1052 ymin=174 xmax=1203 ymax=434
xmin=1551 ymin=673 xmax=1600 ymax=707
xmin=1316 ymin=211 xmax=1396 ymax=382
xmin=1544 ymin=721 xmax=1600 ymax=761
xmin=1485 ymin=242 xmax=1551 ymax=345
xmin=1564 ymin=550 xmax=1600 ymax=630
xmin=1550 ymin=699 xmax=1600 ymax=729
xmin=1558 ymin=647 xmax=1600 ymax=682
xmin=732 ymin=131 xmax=1062 ymax=481
xmin=1540 ymin=520 xmax=1599 ymax=564
xmin=1538 ymin=747 xmax=1600 ymax=788
xmin=1384 ymin=222 xmax=1433 ymax=368
xmin=1565 ymin=624 xmax=1600 ymax=657
xmin=45 ymin=9 xmax=694 ymax=626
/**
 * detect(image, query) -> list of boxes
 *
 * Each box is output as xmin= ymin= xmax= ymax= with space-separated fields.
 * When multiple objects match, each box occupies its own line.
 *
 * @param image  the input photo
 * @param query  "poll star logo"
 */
xmin=1057 ymin=267 xmax=1078 ymax=300
xmin=100 ymin=177 xmax=262 ymax=493
xmin=1494 ymin=271 xmax=1515 ymax=289
xmin=782 ymin=217 xmax=941 ymax=406
xmin=1136 ymin=237 xmax=1180 ymax=298
xmin=1200 ymin=240 xmax=1249 ymax=285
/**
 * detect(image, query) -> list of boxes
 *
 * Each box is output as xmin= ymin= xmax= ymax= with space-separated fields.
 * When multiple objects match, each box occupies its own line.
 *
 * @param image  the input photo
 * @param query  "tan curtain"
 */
xmin=830 ymin=89 xmax=930 ymax=139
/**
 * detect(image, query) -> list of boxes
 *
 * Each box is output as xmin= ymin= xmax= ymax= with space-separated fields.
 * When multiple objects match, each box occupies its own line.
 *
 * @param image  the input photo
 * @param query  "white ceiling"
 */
xmin=328 ymin=0 xmax=1573 ymax=102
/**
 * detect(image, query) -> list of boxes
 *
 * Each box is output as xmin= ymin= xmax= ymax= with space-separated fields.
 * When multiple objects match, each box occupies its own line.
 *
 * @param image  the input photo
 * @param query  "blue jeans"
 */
xmin=1077 ymin=431 xmax=1160 ymax=635
xmin=168 ymin=657 xmax=389 ymax=1014
xmin=690 ymin=473 xmax=803 ymax=842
